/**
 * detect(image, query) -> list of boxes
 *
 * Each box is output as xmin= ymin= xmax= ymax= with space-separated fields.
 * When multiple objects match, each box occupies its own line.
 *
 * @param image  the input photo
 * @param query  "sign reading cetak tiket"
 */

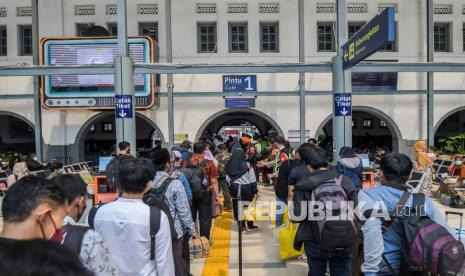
xmin=341 ymin=7 xmax=395 ymax=70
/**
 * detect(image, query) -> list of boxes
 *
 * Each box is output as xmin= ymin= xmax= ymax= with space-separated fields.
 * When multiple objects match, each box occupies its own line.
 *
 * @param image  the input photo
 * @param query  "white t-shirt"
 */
xmin=94 ymin=198 xmax=174 ymax=276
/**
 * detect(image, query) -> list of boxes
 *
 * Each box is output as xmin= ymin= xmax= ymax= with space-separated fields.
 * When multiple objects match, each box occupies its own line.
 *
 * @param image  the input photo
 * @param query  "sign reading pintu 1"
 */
xmin=341 ymin=7 xmax=395 ymax=70
xmin=334 ymin=93 xmax=352 ymax=117
xmin=223 ymin=75 xmax=257 ymax=92
xmin=115 ymin=95 xmax=133 ymax=119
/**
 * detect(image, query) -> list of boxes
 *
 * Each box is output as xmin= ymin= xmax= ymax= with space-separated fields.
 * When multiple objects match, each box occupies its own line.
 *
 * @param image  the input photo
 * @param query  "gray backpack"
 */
xmin=311 ymin=176 xmax=357 ymax=250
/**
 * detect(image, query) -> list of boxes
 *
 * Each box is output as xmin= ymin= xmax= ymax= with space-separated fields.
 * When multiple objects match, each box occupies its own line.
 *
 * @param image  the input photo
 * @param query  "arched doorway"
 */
xmin=315 ymin=106 xmax=402 ymax=152
xmin=0 ymin=111 xmax=35 ymax=155
xmin=196 ymin=108 xmax=284 ymax=140
xmin=435 ymin=107 xmax=465 ymax=139
xmin=435 ymin=107 xmax=465 ymax=149
xmin=75 ymin=112 xmax=164 ymax=162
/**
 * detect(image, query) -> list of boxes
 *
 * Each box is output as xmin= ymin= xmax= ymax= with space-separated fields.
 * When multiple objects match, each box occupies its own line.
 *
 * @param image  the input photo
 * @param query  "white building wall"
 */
xmin=0 ymin=0 xmax=463 ymax=159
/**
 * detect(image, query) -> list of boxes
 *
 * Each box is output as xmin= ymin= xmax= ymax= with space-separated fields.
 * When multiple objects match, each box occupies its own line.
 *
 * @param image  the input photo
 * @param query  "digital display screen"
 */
xmin=99 ymin=157 xmax=113 ymax=172
xmin=356 ymin=154 xmax=370 ymax=169
xmin=42 ymin=38 xmax=152 ymax=98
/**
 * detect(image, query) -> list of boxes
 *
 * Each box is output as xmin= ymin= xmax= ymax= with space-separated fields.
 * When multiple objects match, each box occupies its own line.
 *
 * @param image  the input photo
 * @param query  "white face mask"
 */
xmin=456 ymin=161 xmax=463 ymax=166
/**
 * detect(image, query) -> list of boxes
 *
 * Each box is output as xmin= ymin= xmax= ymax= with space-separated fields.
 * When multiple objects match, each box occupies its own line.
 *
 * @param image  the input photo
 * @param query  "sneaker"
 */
xmin=246 ymin=226 xmax=259 ymax=233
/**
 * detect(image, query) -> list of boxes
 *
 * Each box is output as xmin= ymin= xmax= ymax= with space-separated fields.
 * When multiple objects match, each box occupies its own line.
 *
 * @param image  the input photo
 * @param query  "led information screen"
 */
xmin=40 ymin=37 xmax=157 ymax=110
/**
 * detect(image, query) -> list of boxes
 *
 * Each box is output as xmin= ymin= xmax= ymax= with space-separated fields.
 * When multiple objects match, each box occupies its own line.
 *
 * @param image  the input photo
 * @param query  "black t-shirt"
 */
xmin=288 ymin=163 xmax=312 ymax=186
xmin=276 ymin=160 xmax=302 ymax=199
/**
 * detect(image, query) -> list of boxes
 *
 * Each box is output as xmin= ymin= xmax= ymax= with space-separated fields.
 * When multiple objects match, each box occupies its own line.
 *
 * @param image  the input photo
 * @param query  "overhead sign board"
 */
xmin=334 ymin=93 xmax=352 ymax=117
xmin=341 ymin=7 xmax=395 ymax=70
xmin=225 ymin=98 xmax=256 ymax=108
xmin=115 ymin=95 xmax=133 ymax=119
xmin=40 ymin=36 xmax=157 ymax=110
xmin=352 ymin=72 xmax=398 ymax=92
xmin=223 ymin=75 xmax=257 ymax=92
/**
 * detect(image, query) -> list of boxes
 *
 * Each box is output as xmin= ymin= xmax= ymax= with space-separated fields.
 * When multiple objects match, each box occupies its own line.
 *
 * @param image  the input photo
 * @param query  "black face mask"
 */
xmin=75 ymin=202 xmax=87 ymax=222
xmin=38 ymin=213 xmax=58 ymax=240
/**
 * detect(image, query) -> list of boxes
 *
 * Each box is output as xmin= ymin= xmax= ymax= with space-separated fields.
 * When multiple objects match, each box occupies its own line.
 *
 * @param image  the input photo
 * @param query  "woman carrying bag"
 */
xmin=226 ymin=148 xmax=258 ymax=233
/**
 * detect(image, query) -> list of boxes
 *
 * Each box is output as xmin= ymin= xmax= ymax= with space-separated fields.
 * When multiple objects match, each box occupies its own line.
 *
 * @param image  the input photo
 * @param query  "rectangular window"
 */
xmin=103 ymin=123 xmax=113 ymax=133
xmin=18 ymin=25 xmax=32 ymax=56
xmin=107 ymin=23 xmax=118 ymax=36
xmin=197 ymin=23 xmax=217 ymax=53
xmin=317 ymin=22 xmax=335 ymax=52
xmin=380 ymin=120 xmax=387 ymax=128
xmin=348 ymin=22 xmax=365 ymax=39
xmin=76 ymin=23 xmax=95 ymax=36
xmin=363 ymin=119 xmax=373 ymax=129
xmin=139 ymin=22 xmax=158 ymax=42
xmin=380 ymin=22 xmax=398 ymax=52
xmin=260 ymin=22 xmax=279 ymax=52
xmin=352 ymin=119 xmax=356 ymax=128
xmin=434 ymin=23 xmax=451 ymax=52
xmin=88 ymin=125 xmax=96 ymax=133
xmin=0 ymin=26 xmax=6 ymax=56
xmin=229 ymin=22 xmax=248 ymax=53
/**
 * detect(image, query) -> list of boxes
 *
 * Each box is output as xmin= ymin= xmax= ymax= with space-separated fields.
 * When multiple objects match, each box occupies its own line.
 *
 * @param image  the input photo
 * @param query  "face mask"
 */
xmin=38 ymin=213 xmax=59 ymax=240
xmin=75 ymin=202 xmax=87 ymax=222
xmin=456 ymin=161 xmax=463 ymax=166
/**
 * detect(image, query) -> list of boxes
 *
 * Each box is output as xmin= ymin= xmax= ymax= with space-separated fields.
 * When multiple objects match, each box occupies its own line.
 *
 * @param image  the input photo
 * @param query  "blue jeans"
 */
xmin=275 ymin=197 xmax=287 ymax=227
xmin=304 ymin=242 xmax=351 ymax=276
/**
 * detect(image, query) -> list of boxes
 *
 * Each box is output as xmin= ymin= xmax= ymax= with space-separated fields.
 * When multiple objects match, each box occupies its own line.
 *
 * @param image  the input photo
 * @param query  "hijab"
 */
xmin=225 ymin=148 xmax=249 ymax=182
xmin=229 ymin=136 xmax=242 ymax=152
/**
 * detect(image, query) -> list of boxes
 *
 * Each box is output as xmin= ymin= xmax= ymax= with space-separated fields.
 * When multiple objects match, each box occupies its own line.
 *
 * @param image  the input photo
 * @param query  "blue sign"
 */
xmin=223 ymin=75 xmax=257 ymax=92
xmin=341 ymin=7 xmax=395 ymax=70
xmin=334 ymin=93 xmax=352 ymax=117
xmin=225 ymin=98 xmax=255 ymax=108
xmin=115 ymin=95 xmax=133 ymax=119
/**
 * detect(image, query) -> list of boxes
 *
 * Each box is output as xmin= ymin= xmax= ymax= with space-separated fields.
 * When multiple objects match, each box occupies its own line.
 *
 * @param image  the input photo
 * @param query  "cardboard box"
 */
xmin=189 ymin=236 xmax=210 ymax=259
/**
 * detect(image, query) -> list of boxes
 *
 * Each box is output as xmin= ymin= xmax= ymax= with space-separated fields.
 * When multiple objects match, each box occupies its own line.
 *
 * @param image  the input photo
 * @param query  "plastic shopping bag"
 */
xmin=279 ymin=222 xmax=304 ymax=260
xmin=271 ymin=204 xmax=289 ymax=226
xmin=242 ymin=197 xmax=257 ymax=221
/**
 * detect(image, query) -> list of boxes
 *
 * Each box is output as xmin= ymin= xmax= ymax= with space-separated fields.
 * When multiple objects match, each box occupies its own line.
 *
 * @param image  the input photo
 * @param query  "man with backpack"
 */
xmin=151 ymin=148 xmax=199 ymax=272
xmin=184 ymin=142 xmax=220 ymax=240
xmin=51 ymin=174 xmax=119 ymax=276
xmin=92 ymin=157 xmax=175 ymax=275
xmin=359 ymin=153 xmax=463 ymax=276
xmin=105 ymin=141 xmax=132 ymax=191
xmin=292 ymin=147 xmax=358 ymax=276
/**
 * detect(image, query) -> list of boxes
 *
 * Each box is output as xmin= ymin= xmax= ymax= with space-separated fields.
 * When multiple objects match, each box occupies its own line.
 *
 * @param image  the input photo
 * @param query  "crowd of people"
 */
xmin=0 ymin=133 xmax=464 ymax=276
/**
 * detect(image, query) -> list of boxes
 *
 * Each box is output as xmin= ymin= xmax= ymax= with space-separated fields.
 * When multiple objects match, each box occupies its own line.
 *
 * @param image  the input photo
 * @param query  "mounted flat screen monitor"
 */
xmin=40 ymin=36 xmax=157 ymax=110
xmin=356 ymin=154 xmax=370 ymax=170
xmin=99 ymin=157 xmax=113 ymax=173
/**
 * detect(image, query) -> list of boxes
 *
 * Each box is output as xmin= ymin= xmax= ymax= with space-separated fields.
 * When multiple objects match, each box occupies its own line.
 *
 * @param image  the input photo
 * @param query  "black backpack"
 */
xmin=182 ymin=159 xmax=209 ymax=201
xmin=105 ymin=157 xmax=119 ymax=188
xmin=310 ymin=176 xmax=358 ymax=250
xmin=382 ymin=192 xmax=465 ymax=276
xmin=62 ymin=224 xmax=91 ymax=255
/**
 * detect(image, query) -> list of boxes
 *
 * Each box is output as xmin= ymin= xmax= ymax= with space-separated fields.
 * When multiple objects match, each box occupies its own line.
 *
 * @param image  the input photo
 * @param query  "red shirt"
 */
xmin=190 ymin=154 xmax=218 ymax=192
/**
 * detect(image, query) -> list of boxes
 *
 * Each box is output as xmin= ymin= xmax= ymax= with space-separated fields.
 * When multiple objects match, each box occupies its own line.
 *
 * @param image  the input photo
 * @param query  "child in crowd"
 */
xmin=426 ymin=146 xmax=437 ymax=162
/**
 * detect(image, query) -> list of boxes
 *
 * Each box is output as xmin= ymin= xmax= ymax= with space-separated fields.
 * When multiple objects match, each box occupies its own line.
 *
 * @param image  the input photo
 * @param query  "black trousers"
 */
xmin=191 ymin=191 xmax=213 ymax=240
xmin=182 ymin=233 xmax=191 ymax=274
